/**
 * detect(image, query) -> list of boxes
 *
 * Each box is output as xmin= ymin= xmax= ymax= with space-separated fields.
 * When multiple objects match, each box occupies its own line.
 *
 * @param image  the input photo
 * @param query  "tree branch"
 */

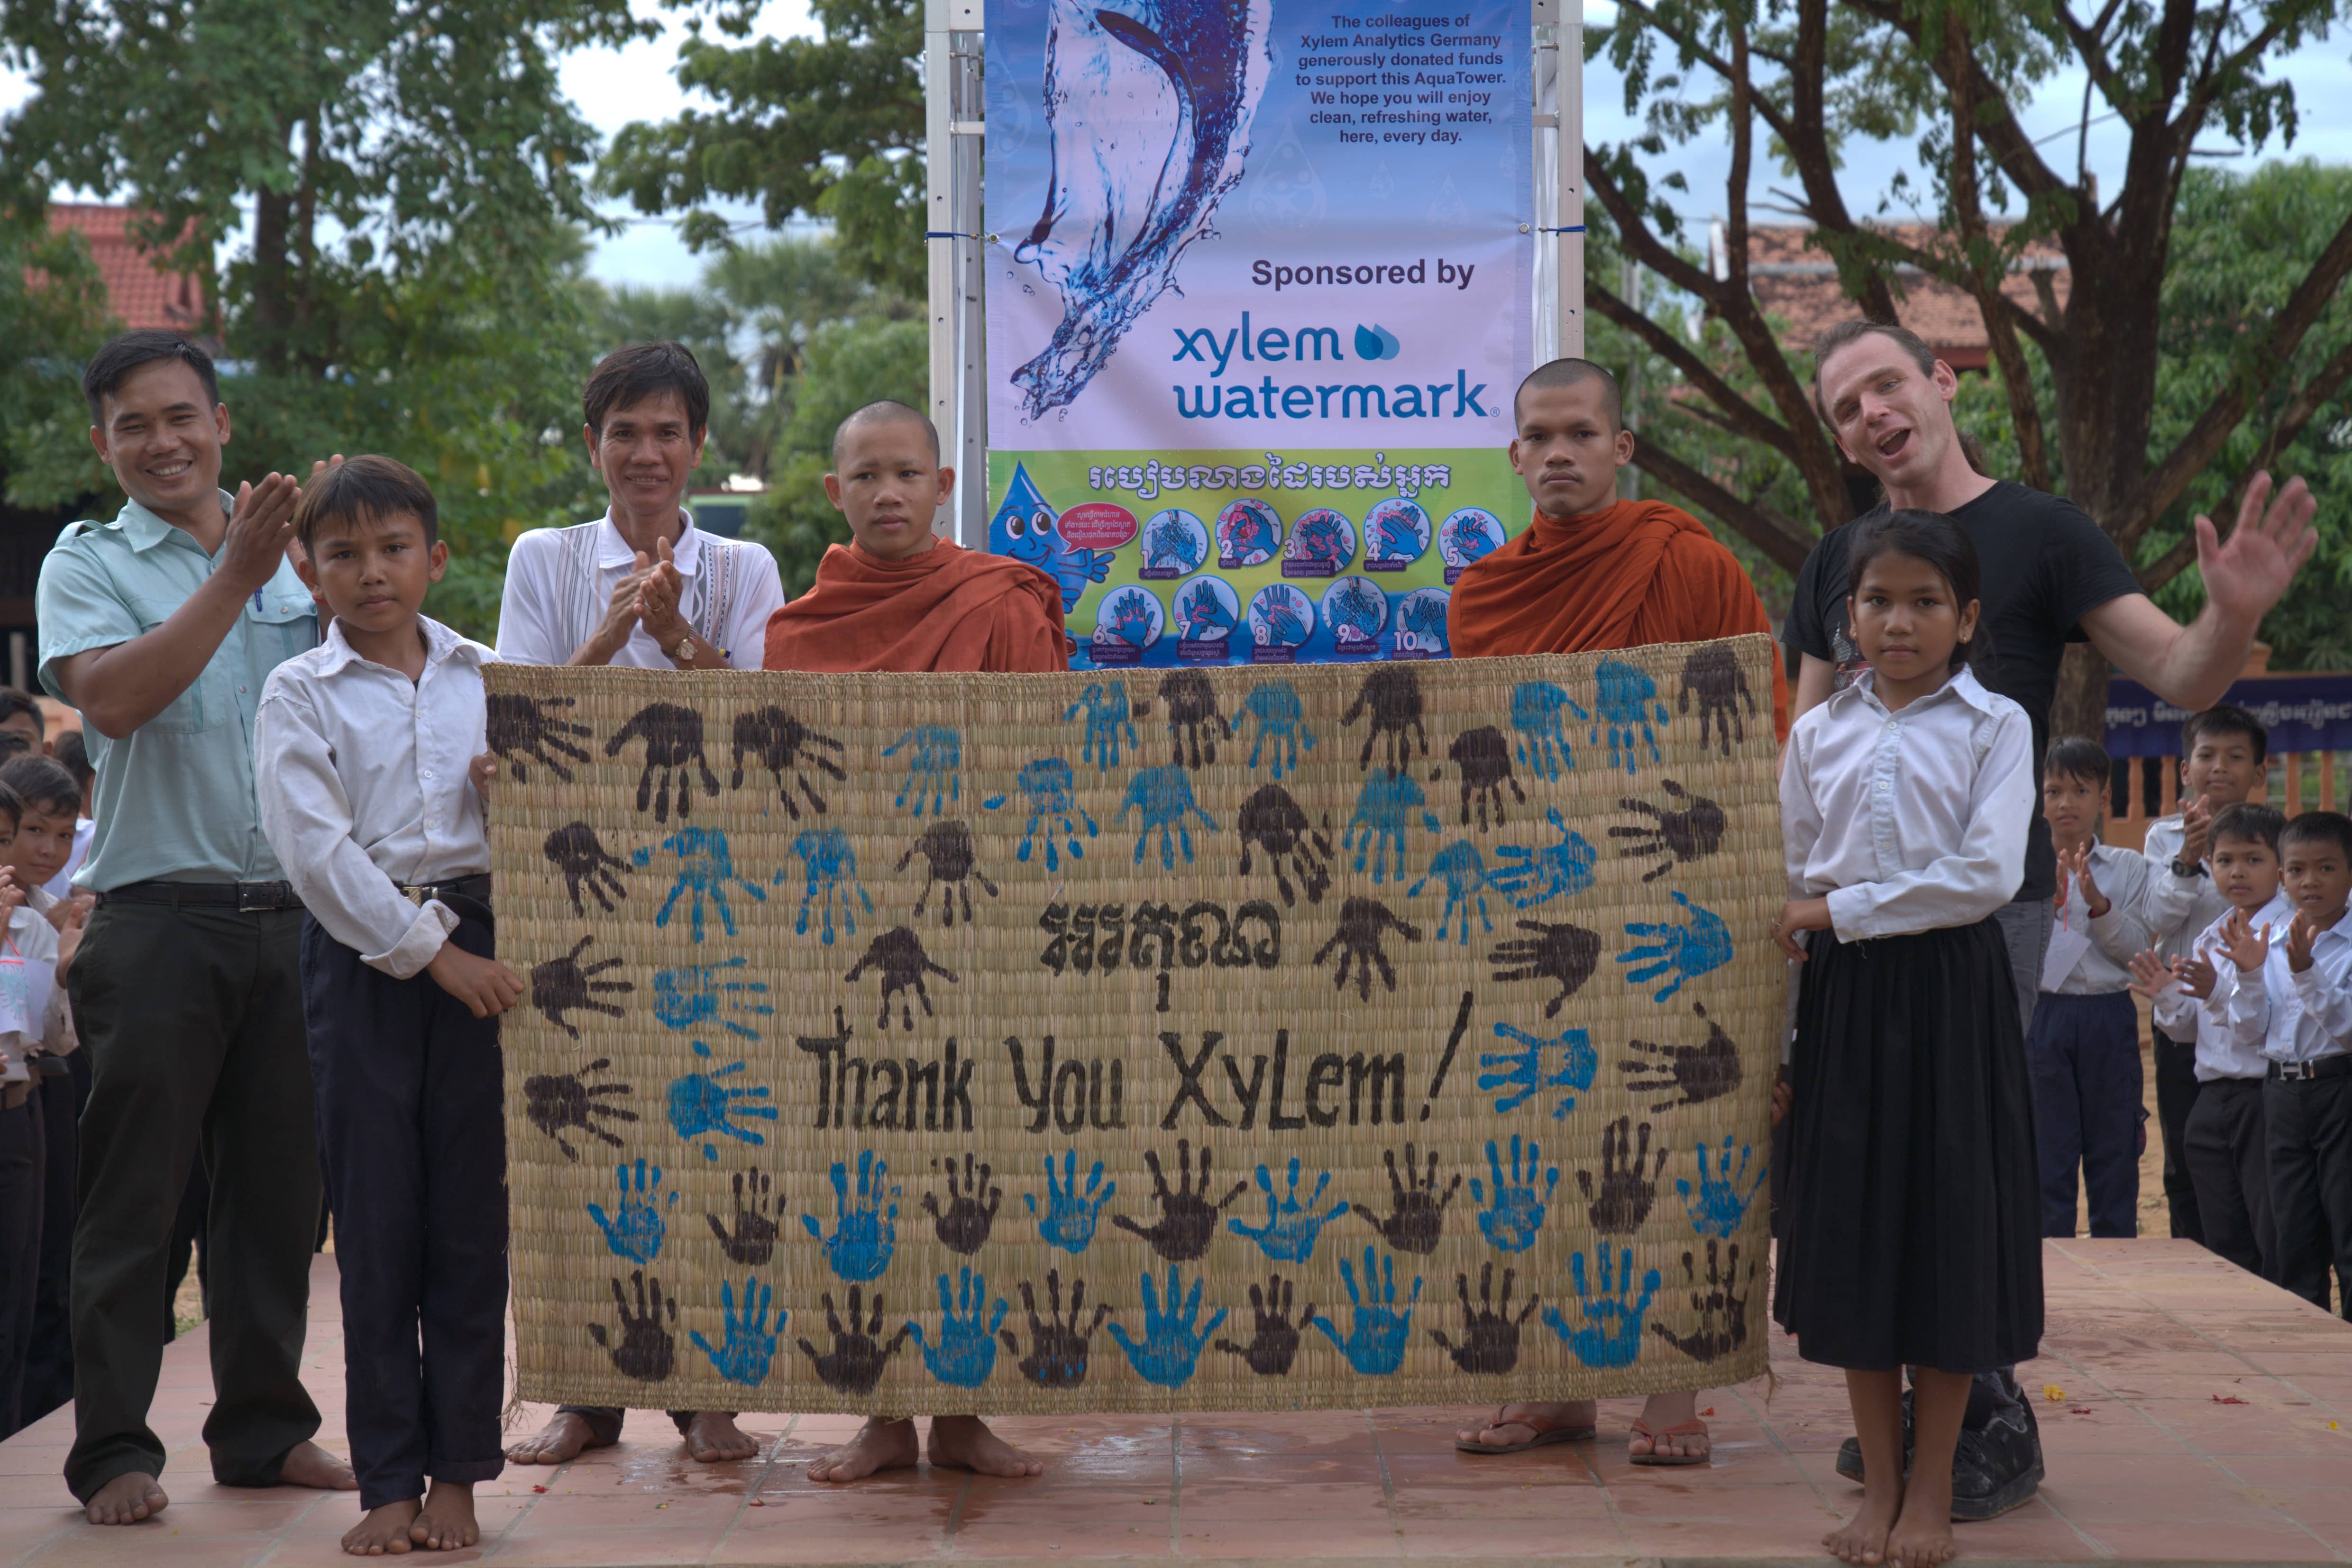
xmin=1628 ymin=430 xmax=1820 ymax=575
xmin=1589 ymin=278 xmax=1802 ymax=461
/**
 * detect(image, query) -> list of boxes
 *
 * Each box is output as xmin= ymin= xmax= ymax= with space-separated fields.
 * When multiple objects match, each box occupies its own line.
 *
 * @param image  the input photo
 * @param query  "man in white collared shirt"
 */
xmin=494 ymin=343 xmax=777 ymax=1468
xmin=495 ymin=342 xmax=784 ymax=674
xmin=2223 ymin=811 xmax=2352 ymax=1318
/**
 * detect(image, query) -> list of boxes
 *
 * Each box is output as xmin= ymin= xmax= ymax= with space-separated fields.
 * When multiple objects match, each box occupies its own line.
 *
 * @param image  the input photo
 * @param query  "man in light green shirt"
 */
xmin=35 ymin=330 xmax=357 ymax=1527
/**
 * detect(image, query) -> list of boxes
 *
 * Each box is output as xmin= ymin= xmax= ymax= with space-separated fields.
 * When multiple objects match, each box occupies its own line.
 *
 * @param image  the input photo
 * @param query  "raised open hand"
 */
xmin=606 ymin=701 xmax=719 ymax=821
xmin=1215 ymin=1273 xmax=1313 ymax=1376
xmin=1354 ymin=1143 xmax=1459 ymax=1255
xmin=588 ymin=1270 xmax=677 ymax=1382
xmin=2218 ymin=907 xmax=2272 ymax=973
xmin=544 ymin=822 xmax=632 ymax=915
xmin=1578 ymin=1116 xmax=1668 ymax=1234
xmin=2180 ymin=950 xmax=2220 ymax=999
xmin=729 ymin=705 xmax=847 ymax=820
xmin=2178 ymin=797 xmax=2214 ymax=866
xmin=705 ymin=1165 xmax=781 ymax=1266
xmin=2126 ymin=948 xmax=2178 ymax=1001
xmin=2287 ymin=909 xmax=2323 ymax=974
xmin=486 ymin=692 xmax=593 ymax=783
xmin=1000 ymin=1270 xmax=1112 ymax=1388
xmin=2196 ymin=472 xmax=2319 ymax=628
xmin=1113 ymin=1139 xmax=1248 ymax=1261
xmin=923 ymin=1153 xmax=1003 ymax=1255
xmin=1180 ymin=580 xmax=1237 ymax=638
xmin=796 ymin=1286 xmax=910 ymax=1395
xmin=1429 ymin=1262 xmax=1537 ymax=1375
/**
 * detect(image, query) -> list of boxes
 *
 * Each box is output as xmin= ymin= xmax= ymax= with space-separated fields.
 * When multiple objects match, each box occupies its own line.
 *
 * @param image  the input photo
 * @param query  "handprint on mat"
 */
xmin=1309 ymin=1246 xmax=1421 ymax=1375
xmin=523 ymin=1057 xmax=637 ymax=1160
xmin=1232 ymin=682 xmax=1316 ymax=778
xmin=1226 ymin=1158 xmax=1349 ymax=1264
xmin=1678 ymin=643 xmax=1758 ymax=758
xmin=1649 ymin=1240 xmax=1756 ymax=1365
xmin=667 ymin=1042 xmax=778 ymax=1161
xmin=1611 ymin=780 xmax=1728 ymax=884
xmin=1578 ymin=1116 xmax=1669 ymax=1234
xmin=706 ymin=1165 xmax=781 ymax=1266
xmin=647 ymin=827 xmax=768 ymax=944
xmin=1064 ymin=683 xmax=1138 ymax=772
xmin=587 ymin=1158 xmax=673 ymax=1265
xmin=1344 ymin=770 xmax=1439 ymax=884
xmin=1411 ymin=841 xmax=1495 ymax=946
xmin=1487 ymin=809 xmax=1597 ymax=909
xmin=983 ymin=758 xmax=1097 ymax=872
xmin=1000 ymin=1271 xmax=1111 ymax=1389
xmin=1617 ymin=891 xmax=1733 ymax=1001
xmin=796 ymin=1286 xmax=910 ymax=1395
xmin=1487 ymin=919 xmax=1602 ymax=1018
xmin=884 ymin=725 xmax=962 ymax=817
xmin=1591 ymin=657 xmax=1668 ymax=773
xmin=1109 ymin=1267 xmax=1226 ymax=1388
xmin=801 ymin=1149 xmax=901 ymax=1282
xmin=1445 ymin=726 xmax=1523 ymax=830
xmin=652 ymin=956 xmax=771 ymax=1041
xmin=1156 ymin=670 xmax=1232 ymax=769
xmin=897 ymin=820 xmax=999 ymax=927
xmin=1510 ymin=681 xmax=1587 ymax=781
xmin=1313 ymin=896 xmax=1423 ymax=1000
xmin=728 ymin=705 xmax=846 ymax=820
xmin=1353 ymin=1143 xmax=1460 ymax=1256
xmin=782 ymin=828 xmax=872 ymax=945
xmin=606 ymin=701 xmax=720 ymax=821
xmin=1112 ymin=1140 xmax=1248 ymax=1262
xmin=910 ymin=1267 xmax=1008 ymax=1388
xmin=588 ymin=1271 xmax=676 ymax=1382
xmin=1428 ymin=1262 xmax=1538 ymax=1376
xmin=485 ymin=692 xmax=592 ymax=782
xmin=1543 ymin=1246 xmax=1662 ymax=1370
xmin=531 ymin=936 xmax=632 ymax=1039
xmin=544 ymin=822 xmax=632 ymax=915
xmin=1341 ymin=665 xmax=1428 ymax=774
xmin=1117 ymin=765 xmax=1221 ymax=869
xmin=842 ymin=926 xmax=960 ymax=1031
xmin=689 ymin=1274 xmax=780 ymax=1388
xmin=922 ymin=1154 xmax=1002 ymax=1255
xmin=1215 ymin=1273 xmax=1313 ymax=1377
xmin=1620 ymin=1006 xmax=1743 ymax=1110
xmin=1480 ymin=1023 xmax=1598 ymax=1119
xmin=1678 ymin=1136 xmax=1765 ymax=1239
xmin=1236 ymin=784 xmax=1333 ymax=908
xmin=1472 ymin=1136 xmax=1559 ymax=1254
xmin=1026 ymin=1150 xmax=1116 ymax=1255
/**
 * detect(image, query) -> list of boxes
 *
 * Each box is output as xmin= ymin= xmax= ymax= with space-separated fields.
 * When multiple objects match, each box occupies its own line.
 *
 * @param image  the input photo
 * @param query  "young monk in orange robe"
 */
xmin=1448 ymin=358 xmax=1783 ymax=1470
xmin=762 ymin=401 xmax=1060 ymax=1484
xmin=764 ymin=401 xmax=1068 ymax=674
xmin=1448 ymin=358 xmax=1788 ymax=739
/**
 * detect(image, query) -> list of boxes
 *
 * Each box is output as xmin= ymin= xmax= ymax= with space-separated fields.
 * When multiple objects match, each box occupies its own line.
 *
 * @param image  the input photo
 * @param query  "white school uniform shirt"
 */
xmin=253 ymin=616 xmax=494 ymax=978
xmin=2044 ymin=842 xmax=2153 ymax=995
xmin=2138 ymin=813 xmax=2231 ymax=1042
xmin=0 ymin=905 xmax=65 ymax=1083
xmin=2146 ymin=894 xmax=2287 ymax=1081
xmin=2224 ymin=902 xmax=2352 ymax=1067
xmin=1781 ymin=665 xmax=2035 ymax=942
xmin=494 ymin=509 xmax=785 ymax=671
xmin=39 ymin=818 xmax=92 ymax=903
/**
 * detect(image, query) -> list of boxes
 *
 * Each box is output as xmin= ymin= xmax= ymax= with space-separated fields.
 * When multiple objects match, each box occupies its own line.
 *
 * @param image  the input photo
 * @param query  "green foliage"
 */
xmin=0 ymin=208 xmax=117 ymax=511
xmin=598 ymin=0 xmax=926 ymax=299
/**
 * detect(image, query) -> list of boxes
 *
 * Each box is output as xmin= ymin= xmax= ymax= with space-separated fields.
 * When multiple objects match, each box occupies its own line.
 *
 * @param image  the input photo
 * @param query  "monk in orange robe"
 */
xmin=764 ymin=402 xmax=1061 ymax=1484
xmin=1449 ymin=359 xmax=1783 ymax=1471
xmin=1448 ymin=358 xmax=1787 ymax=737
xmin=765 ymin=401 xmax=1067 ymax=674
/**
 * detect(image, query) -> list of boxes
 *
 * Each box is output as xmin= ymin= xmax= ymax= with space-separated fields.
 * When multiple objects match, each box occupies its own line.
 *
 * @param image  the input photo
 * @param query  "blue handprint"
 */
xmin=1065 ymin=682 xmax=1137 ymax=772
xmin=1179 ymin=580 xmax=1237 ymax=639
xmin=1472 ymin=1137 xmax=1559 ymax=1255
xmin=1487 ymin=808 xmax=1598 ymax=909
xmin=1480 ymin=1022 xmax=1598 ymax=1119
xmin=667 ymin=1041 xmax=779 ymax=1160
xmin=645 ymin=827 xmax=767 ymax=943
xmin=1116 ymin=765 xmax=1221 ymax=868
xmin=909 ymin=1267 xmax=1007 ymax=1388
xmin=1510 ymin=682 xmax=1589 ymax=781
xmin=1109 ymin=1266 xmax=1227 ymax=1388
xmin=1310 ymin=1246 xmax=1421 ymax=1375
xmin=1232 ymin=683 xmax=1316 ymax=778
xmin=782 ymin=828 xmax=872 ymax=944
xmin=1617 ymin=891 xmax=1734 ymax=1001
xmin=1679 ymin=1137 xmax=1765 ymax=1239
xmin=983 ymin=758 xmax=1097 ymax=872
xmin=586 ymin=1158 xmax=674 ymax=1264
xmin=1345 ymin=770 xmax=1439 ymax=884
xmin=801 ymin=1149 xmax=902 ymax=1282
xmin=1226 ymin=1158 xmax=1349 ymax=1263
xmin=1410 ymin=840 xmax=1494 ymax=945
xmin=1543 ymin=1246 xmax=1662 ymax=1369
xmin=1105 ymin=589 xmax=1159 ymax=648
xmin=1147 ymin=514 xmax=1205 ymax=572
xmin=1592 ymin=658 xmax=1669 ymax=774
xmin=650 ymin=956 xmax=771 ymax=1039
xmin=689 ymin=1273 xmax=781 ymax=1387
xmin=1025 ymin=1150 xmax=1116 ymax=1254
xmin=1329 ymin=578 xmax=1385 ymax=638
xmin=884 ymin=725 xmax=961 ymax=817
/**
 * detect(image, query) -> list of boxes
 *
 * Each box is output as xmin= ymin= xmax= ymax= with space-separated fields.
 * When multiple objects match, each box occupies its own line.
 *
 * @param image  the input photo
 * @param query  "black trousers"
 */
xmin=2185 ymin=1076 xmax=2271 ymax=1279
xmin=20 ymin=1051 xmax=87 ymax=1427
xmin=64 ymin=897 xmax=322 ymax=1501
xmin=2153 ymin=1027 xmax=2205 ymax=1244
xmin=0 ymin=1085 xmax=43 ymax=1438
xmin=2026 ymin=992 xmax=2143 ymax=1238
xmin=302 ymin=911 xmax=509 ymax=1511
xmin=2264 ymin=1072 xmax=2352 ymax=1318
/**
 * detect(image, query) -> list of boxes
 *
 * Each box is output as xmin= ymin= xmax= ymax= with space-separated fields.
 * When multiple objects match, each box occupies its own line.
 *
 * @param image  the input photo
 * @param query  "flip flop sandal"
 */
xmin=1628 ymin=1416 xmax=1711 ymax=1467
xmin=1454 ymin=1408 xmax=1599 ymax=1455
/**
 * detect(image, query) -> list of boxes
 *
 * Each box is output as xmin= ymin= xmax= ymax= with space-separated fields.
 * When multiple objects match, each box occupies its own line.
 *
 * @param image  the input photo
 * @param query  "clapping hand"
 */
xmin=2177 ymin=798 xmax=2213 ymax=868
xmin=2286 ymin=909 xmax=2322 ymax=974
xmin=2059 ymin=842 xmax=2109 ymax=918
xmin=635 ymin=536 xmax=692 ymax=648
xmin=2178 ymin=951 xmax=2220 ymax=999
xmin=2217 ymin=908 xmax=2271 ymax=974
xmin=0 ymin=868 xmax=23 ymax=916
xmin=2126 ymin=949 xmax=2177 ymax=1001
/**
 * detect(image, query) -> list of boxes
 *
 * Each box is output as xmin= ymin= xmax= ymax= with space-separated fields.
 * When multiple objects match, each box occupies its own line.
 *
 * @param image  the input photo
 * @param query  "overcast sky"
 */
xmin=3 ymin=0 xmax=2345 ymax=290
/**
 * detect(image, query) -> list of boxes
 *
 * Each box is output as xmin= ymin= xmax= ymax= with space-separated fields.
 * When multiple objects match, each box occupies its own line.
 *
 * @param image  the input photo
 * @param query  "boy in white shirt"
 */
xmin=0 ymin=780 xmax=75 ymax=1436
xmin=255 ymin=457 xmax=523 ymax=1554
xmin=2139 ymin=705 xmax=2268 ymax=1244
xmin=2216 ymin=810 xmax=2352 ymax=1318
xmin=2131 ymin=802 xmax=2288 ymax=1280
xmin=2030 ymin=737 xmax=2153 ymax=1237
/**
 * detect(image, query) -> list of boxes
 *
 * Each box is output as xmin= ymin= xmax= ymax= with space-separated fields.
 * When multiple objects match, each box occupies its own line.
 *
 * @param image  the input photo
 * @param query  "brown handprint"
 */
xmin=923 ymin=1153 xmax=1003 ymax=1255
xmin=1353 ymin=1143 xmax=1460 ymax=1255
xmin=1313 ymin=896 xmax=1423 ymax=1000
xmin=587 ymin=1271 xmax=677 ymax=1382
xmin=1215 ymin=1273 xmax=1314 ymax=1377
xmin=705 ymin=1165 xmax=780 ymax=1266
xmin=1487 ymin=919 xmax=1600 ymax=1017
xmin=1428 ymin=1262 xmax=1537 ymax=1375
xmin=486 ymin=692 xmax=593 ymax=783
xmin=605 ymin=701 xmax=720 ymax=822
xmin=729 ymin=705 xmax=847 ymax=820
xmin=531 ymin=936 xmax=632 ymax=1039
xmin=1649 ymin=1240 xmax=1755 ymax=1364
xmin=1578 ymin=1116 xmax=1668 ymax=1235
xmin=1000 ymin=1271 xmax=1112 ymax=1388
xmin=1112 ymin=1140 xmax=1248 ymax=1261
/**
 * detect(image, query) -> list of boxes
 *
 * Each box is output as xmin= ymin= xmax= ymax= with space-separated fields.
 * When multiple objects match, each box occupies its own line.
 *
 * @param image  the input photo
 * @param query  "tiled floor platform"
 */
xmin=3 ymin=1240 xmax=2349 ymax=1566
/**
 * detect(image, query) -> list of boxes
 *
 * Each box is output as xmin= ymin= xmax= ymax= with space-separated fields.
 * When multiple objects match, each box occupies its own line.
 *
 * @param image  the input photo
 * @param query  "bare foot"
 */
xmin=1824 ymin=1479 xmax=1902 ymax=1566
xmin=83 ymin=1471 xmax=169 ymax=1526
xmin=1630 ymin=1390 xmax=1710 ymax=1463
xmin=684 ymin=1413 xmax=761 ymax=1464
xmin=806 ymin=1418 xmax=920 ymax=1483
xmin=1455 ymin=1400 xmax=1597 ymax=1449
xmin=342 ymin=1497 xmax=420 ymax=1556
xmin=410 ymin=1480 xmax=480 ymax=1551
xmin=1886 ymin=1468 xmax=1959 ymax=1568
xmin=927 ymin=1415 xmax=1045 ymax=1477
xmin=505 ymin=1412 xmax=612 ymax=1465
xmin=277 ymin=1440 xmax=360 ymax=1492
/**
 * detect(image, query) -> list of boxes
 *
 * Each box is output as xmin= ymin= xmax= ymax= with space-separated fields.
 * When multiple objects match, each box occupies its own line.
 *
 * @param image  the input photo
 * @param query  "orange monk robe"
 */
xmin=1447 ymin=498 xmax=1789 ymax=740
xmin=764 ymin=538 xmax=1071 ymax=674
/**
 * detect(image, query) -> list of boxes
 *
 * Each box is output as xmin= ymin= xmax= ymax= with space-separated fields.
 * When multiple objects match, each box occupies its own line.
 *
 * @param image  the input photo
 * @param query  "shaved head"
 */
xmin=1514 ymin=358 xmax=1621 ymax=431
xmin=832 ymin=400 xmax=941 ymax=469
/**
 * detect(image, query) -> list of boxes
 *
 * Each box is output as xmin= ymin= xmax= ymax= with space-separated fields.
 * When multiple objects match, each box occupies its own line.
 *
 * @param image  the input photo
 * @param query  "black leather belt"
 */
xmin=2269 ymin=1056 xmax=2352 ymax=1083
xmin=399 ymin=874 xmax=494 ymax=908
xmin=108 ymin=879 xmax=303 ymax=912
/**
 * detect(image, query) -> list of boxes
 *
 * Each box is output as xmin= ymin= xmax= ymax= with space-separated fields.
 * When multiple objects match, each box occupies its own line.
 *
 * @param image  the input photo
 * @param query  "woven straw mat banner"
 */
xmin=487 ymin=637 xmax=1778 ymax=1414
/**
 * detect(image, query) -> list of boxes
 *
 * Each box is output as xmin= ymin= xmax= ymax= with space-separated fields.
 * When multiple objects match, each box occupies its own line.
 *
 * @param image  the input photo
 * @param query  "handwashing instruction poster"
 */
xmin=982 ymin=0 xmax=1534 ymax=669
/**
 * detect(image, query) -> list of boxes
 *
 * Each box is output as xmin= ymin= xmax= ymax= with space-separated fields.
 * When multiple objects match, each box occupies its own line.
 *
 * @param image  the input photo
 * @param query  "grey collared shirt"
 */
xmin=35 ymin=492 xmax=318 ymax=890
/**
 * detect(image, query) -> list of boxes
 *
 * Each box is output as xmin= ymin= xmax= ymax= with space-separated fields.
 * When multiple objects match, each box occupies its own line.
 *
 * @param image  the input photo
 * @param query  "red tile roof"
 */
xmin=45 ymin=204 xmax=206 ymax=333
xmin=1732 ymin=224 xmax=2071 ymax=371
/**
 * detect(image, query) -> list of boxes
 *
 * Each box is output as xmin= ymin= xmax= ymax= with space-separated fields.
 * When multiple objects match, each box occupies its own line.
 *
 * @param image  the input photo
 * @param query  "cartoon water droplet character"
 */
xmin=989 ymin=463 xmax=1113 ymax=613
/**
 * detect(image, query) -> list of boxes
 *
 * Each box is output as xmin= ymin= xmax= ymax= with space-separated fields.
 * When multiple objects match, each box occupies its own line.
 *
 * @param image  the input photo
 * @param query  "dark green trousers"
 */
xmin=64 ymin=896 xmax=322 ymax=1501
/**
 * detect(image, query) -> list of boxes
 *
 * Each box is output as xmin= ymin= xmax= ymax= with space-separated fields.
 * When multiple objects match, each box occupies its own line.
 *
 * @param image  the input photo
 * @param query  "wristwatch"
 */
xmin=2170 ymin=857 xmax=2207 ymax=879
xmin=671 ymin=633 xmax=696 ymax=665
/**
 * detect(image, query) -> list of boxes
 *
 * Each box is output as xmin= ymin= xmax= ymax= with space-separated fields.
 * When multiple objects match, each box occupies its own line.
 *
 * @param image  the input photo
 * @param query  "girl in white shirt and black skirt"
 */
xmin=1772 ymin=510 xmax=2041 ymax=1568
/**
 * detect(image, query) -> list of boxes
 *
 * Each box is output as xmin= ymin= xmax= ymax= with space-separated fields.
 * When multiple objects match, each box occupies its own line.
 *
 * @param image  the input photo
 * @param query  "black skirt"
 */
xmin=1773 ymin=918 xmax=2043 ymax=1372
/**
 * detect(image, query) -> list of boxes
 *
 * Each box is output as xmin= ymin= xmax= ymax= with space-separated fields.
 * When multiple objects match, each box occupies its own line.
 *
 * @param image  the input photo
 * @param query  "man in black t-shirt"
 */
xmin=1789 ymin=320 xmax=2318 ymax=1522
